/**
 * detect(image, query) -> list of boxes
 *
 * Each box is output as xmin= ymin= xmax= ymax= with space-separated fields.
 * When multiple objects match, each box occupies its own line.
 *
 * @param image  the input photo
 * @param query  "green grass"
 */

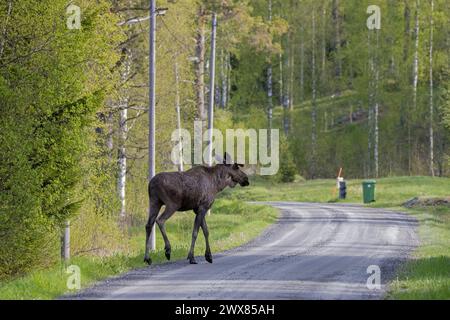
xmin=0 ymin=199 xmax=278 ymax=300
xmin=388 ymin=203 xmax=450 ymax=300
xmin=222 ymin=175 xmax=450 ymax=300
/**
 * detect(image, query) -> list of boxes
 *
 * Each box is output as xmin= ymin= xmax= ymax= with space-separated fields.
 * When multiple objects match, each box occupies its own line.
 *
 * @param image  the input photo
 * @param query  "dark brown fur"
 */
xmin=144 ymin=155 xmax=249 ymax=265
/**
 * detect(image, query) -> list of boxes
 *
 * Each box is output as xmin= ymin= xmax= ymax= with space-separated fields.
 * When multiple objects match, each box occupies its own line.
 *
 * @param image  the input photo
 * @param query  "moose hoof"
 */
xmin=165 ymin=249 xmax=171 ymax=261
xmin=205 ymin=252 xmax=213 ymax=264
xmin=187 ymin=256 xmax=197 ymax=264
xmin=144 ymin=257 xmax=152 ymax=265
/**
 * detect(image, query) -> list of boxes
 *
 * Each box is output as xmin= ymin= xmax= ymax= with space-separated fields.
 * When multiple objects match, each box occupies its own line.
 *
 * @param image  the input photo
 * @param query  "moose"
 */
xmin=144 ymin=153 xmax=250 ymax=265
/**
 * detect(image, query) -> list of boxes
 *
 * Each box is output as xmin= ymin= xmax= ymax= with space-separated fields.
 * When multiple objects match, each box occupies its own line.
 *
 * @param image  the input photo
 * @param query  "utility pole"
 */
xmin=174 ymin=58 xmax=183 ymax=172
xmin=267 ymin=0 xmax=273 ymax=151
xmin=61 ymin=220 xmax=70 ymax=264
xmin=147 ymin=2 xmax=167 ymax=251
xmin=148 ymin=0 xmax=156 ymax=251
xmin=206 ymin=12 xmax=217 ymax=217
xmin=207 ymin=13 xmax=217 ymax=167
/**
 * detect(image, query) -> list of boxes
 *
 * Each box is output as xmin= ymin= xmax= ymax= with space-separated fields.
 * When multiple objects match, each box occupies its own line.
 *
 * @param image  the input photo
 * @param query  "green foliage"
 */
xmin=277 ymin=136 xmax=297 ymax=183
xmin=0 ymin=0 xmax=124 ymax=279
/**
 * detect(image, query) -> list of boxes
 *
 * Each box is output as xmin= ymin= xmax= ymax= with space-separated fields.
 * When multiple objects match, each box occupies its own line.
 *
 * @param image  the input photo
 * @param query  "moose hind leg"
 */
xmin=187 ymin=213 xmax=203 ymax=264
xmin=156 ymin=206 xmax=177 ymax=261
xmin=144 ymin=199 xmax=162 ymax=265
xmin=201 ymin=217 xmax=212 ymax=263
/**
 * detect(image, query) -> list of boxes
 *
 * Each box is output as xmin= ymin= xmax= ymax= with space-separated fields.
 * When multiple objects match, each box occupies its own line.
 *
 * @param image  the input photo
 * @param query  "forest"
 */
xmin=0 ymin=0 xmax=449 ymax=282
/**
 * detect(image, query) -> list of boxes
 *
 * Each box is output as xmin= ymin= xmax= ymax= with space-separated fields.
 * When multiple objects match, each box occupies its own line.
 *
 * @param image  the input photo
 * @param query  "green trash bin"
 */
xmin=362 ymin=180 xmax=376 ymax=203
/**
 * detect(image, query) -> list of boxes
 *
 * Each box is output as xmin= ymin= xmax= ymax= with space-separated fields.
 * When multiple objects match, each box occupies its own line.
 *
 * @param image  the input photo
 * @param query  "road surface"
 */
xmin=66 ymin=202 xmax=418 ymax=300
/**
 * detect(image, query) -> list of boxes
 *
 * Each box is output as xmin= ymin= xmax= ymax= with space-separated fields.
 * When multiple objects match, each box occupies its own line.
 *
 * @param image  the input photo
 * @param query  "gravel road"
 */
xmin=65 ymin=202 xmax=418 ymax=300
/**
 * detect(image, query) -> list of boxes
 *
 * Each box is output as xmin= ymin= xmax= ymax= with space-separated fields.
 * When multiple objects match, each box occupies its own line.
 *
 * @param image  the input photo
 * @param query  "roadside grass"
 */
xmin=0 ymin=200 xmax=278 ymax=300
xmin=222 ymin=175 xmax=450 ymax=300
xmin=388 ymin=204 xmax=450 ymax=299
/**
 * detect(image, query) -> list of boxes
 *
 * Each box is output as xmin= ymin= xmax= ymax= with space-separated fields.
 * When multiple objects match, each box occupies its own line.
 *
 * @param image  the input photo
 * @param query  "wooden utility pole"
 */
xmin=207 ymin=13 xmax=217 ymax=167
xmin=206 ymin=12 xmax=217 ymax=217
xmin=174 ymin=59 xmax=184 ymax=172
xmin=61 ymin=220 xmax=70 ymax=263
xmin=148 ymin=0 xmax=156 ymax=251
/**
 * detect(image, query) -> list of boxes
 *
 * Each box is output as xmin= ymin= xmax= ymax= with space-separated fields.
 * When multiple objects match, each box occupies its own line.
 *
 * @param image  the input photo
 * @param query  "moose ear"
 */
xmin=223 ymin=152 xmax=233 ymax=165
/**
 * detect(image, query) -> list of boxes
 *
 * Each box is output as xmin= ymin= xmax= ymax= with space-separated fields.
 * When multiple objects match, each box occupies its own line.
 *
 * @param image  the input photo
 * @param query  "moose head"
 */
xmin=218 ymin=153 xmax=250 ymax=188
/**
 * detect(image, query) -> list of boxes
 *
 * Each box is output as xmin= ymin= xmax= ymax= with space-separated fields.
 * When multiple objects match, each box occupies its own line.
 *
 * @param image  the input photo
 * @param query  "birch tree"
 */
xmin=428 ymin=0 xmax=435 ymax=176
xmin=311 ymin=6 xmax=317 ymax=178
xmin=267 ymin=0 xmax=273 ymax=148
xmin=118 ymin=48 xmax=131 ymax=220
xmin=195 ymin=5 xmax=207 ymax=127
xmin=410 ymin=0 xmax=420 ymax=174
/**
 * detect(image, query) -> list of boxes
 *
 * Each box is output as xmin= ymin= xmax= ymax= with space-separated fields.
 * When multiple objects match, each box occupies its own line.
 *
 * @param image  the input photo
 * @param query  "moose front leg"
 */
xmin=144 ymin=200 xmax=162 ymax=265
xmin=201 ymin=217 xmax=212 ymax=263
xmin=187 ymin=210 xmax=204 ymax=264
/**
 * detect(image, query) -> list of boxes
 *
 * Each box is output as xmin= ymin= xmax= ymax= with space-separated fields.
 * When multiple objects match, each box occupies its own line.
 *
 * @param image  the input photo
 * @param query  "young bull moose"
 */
xmin=144 ymin=153 xmax=250 ymax=265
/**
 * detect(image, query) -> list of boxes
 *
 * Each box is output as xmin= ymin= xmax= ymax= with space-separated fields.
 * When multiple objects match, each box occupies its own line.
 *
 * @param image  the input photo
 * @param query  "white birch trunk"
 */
xmin=279 ymin=53 xmax=283 ymax=106
xmin=367 ymin=31 xmax=373 ymax=177
xmin=267 ymin=0 xmax=273 ymax=149
xmin=118 ymin=50 xmax=131 ymax=220
xmin=429 ymin=0 xmax=434 ymax=176
xmin=311 ymin=7 xmax=317 ymax=178
xmin=374 ymin=30 xmax=380 ymax=178
xmin=195 ymin=7 xmax=207 ymax=125
xmin=299 ymin=28 xmax=305 ymax=103
xmin=410 ymin=0 xmax=420 ymax=174
xmin=289 ymin=39 xmax=294 ymax=111
xmin=321 ymin=3 xmax=327 ymax=80
xmin=226 ymin=52 xmax=231 ymax=107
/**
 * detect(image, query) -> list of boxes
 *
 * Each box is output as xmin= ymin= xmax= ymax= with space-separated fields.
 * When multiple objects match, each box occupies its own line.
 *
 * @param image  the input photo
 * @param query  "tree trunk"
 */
xmin=195 ymin=6 xmax=207 ymax=124
xmin=374 ymin=30 xmax=380 ymax=178
xmin=226 ymin=52 xmax=231 ymax=107
xmin=289 ymin=36 xmax=295 ymax=111
xmin=220 ymin=49 xmax=227 ymax=108
xmin=106 ymin=111 xmax=114 ymax=161
xmin=118 ymin=49 xmax=131 ymax=221
xmin=311 ymin=7 xmax=317 ymax=179
xmin=321 ymin=2 xmax=327 ymax=84
xmin=299 ymin=26 xmax=305 ymax=103
xmin=367 ymin=31 xmax=373 ymax=177
xmin=279 ymin=52 xmax=284 ymax=106
xmin=429 ymin=0 xmax=434 ymax=176
xmin=410 ymin=0 xmax=420 ymax=174
xmin=403 ymin=0 xmax=411 ymax=62
xmin=267 ymin=0 xmax=273 ymax=149
xmin=207 ymin=13 xmax=217 ymax=167
xmin=332 ymin=0 xmax=342 ymax=82
xmin=0 ymin=0 xmax=13 ymax=59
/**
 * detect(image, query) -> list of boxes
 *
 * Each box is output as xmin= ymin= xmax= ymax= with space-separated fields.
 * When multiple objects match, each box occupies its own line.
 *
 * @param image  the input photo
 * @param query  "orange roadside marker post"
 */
xmin=333 ymin=168 xmax=343 ymax=199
